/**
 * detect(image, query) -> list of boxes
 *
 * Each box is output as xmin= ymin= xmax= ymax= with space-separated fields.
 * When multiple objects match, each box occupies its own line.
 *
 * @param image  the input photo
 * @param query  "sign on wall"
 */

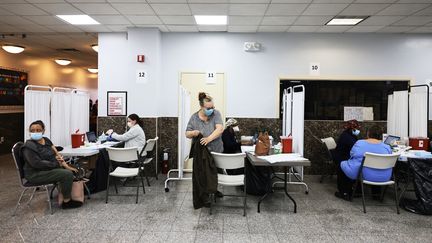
xmin=309 ymin=62 xmax=320 ymax=76
xmin=107 ymin=91 xmax=127 ymax=116
xmin=206 ymin=71 xmax=216 ymax=84
xmin=136 ymin=70 xmax=148 ymax=84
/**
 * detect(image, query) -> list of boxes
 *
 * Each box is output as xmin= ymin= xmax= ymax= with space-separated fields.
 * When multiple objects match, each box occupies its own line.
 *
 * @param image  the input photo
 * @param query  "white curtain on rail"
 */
xmin=409 ymin=88 xmax=428 ymax=137
xmin=51 ymin=91 xmax=71 ymax=146
xmin=282 ymin=88 xmax=292 ymax=136
xmin=179 ymin=87 xmax=191 ymax=175
xmin=292 ymin=87 xmax=305 ymax=156
xmin=24 ymin=89 xmax=51 ymax=140
xmin=387 ymin=91 xmax=408 ymax=138
xmin=70 ymin=91 xmax=89 ymax=135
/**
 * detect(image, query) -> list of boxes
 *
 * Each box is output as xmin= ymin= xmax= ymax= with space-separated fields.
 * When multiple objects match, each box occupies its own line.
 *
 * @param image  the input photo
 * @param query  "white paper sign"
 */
xmin=344 ymin=106 xmax=374 ymax=121
xmin=136 ymin=70 xmax=148 ymax=84
xmin=206 ymin=71 xmax=216 ymax=84
xmin=309 ymin=62 xmax=320 ymax=76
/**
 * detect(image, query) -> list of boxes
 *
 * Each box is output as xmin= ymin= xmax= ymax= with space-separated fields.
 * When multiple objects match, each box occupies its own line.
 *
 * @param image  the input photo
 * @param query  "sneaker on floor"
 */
xmin=215 ymin=191 xmax=224 ymax=198
xmin=62 ymin=200 xmax=83 ymax=209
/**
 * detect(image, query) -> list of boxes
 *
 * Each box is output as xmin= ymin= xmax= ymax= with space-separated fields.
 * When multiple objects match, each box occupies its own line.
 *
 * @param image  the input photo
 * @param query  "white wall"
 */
xmin=99 ymin=30 xmax=432 ymax=118
xmin=0 ymin=51 xmax=98 ymax=101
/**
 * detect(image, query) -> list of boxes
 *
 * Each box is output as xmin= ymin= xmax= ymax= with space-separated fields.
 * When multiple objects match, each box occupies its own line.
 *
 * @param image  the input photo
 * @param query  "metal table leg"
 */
xmin=257 ymin=192 xmax=270 ymax=213
xmin=284 ymin=167 xmax=297 ymax=213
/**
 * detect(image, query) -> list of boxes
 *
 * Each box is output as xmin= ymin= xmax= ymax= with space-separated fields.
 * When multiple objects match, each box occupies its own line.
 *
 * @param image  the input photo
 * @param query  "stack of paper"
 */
xmin=257 ymin=153 xmax=308 ymax=163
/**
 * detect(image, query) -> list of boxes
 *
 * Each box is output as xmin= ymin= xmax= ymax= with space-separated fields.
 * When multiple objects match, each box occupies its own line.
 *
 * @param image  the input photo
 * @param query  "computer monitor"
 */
xmin=384 ymin=135 xmax=400 ymax=146
xmin=86 ymin=131 xmax=97 ymax=143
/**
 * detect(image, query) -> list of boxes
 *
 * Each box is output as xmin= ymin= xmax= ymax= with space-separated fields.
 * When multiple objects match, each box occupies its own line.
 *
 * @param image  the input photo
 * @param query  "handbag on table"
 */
xmin=254 ymin=132 xmax=271 ymax=156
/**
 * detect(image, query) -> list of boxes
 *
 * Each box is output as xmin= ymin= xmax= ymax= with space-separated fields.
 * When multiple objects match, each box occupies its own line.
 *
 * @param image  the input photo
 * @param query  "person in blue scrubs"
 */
xmin=335 ymin=125 xmax=392 ymax=200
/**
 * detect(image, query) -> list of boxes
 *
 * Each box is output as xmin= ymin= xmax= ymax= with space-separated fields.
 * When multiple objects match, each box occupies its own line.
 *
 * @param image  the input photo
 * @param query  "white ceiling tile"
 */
xmin=0 ymin=16 xmax=35 ymax=25
xmin=107 ymin=0 xmax=147 ymax=2
xmin=34 ymin=3 xmax=82 ymax=15
xmin=198 ymin=25 xmax=227 ymax=31
xmin=314 ymin=0 xmax=354 ymax=3
xmin=72 ymin=3 xmax=119 ymax=15
xmin=265 ymin=4 xmax=308 ymax=15
xmin=261 ymin=16 xmax=297 ymax=25
xmin=229 ymin=16 xmax=262 ymax=25
xmin=228 ymin=25 xmax=257 ymax=32
xmin=397 ymin=0 xmax=432 ymax=3
xmin=354 ymin=0 xmax=397 ymax=3
xmin=377 ymin=4 xmax=429 ymax=15
xmin=414 ymin=6 xmax=432 ymax=15
xmin=229 ymin=4 xmax=268 ymax=16
xmin=189 ymin=4 xmax=228 ymax=15
xmin=339 ymin=4 xmax=390 ymax=15
xmin=271 ymin=0 xmax=311 ymax=3
xmin=377 ymin=26 xmax=416 ymax=32
xmin=67 ymin=0 xmax=106 ymax=2
xmin=0 ymin=7 xmax=16 ymax=15
xmin=302 ymin=4 xmax=349 ymax=15
xmin=230 ymin=0 xmax=270 ymax=3
xmin=188 ymin=0 xmax=228 ymax=3
xmin=151 ymin=4 xmax=191 ymax=15
xmin=126 ymin=15 xmax=162 ymax=25
xmin=0 ymin=25 xmax=23 ymax=32
xmin=46 ymin=24 xmax=83 ymax=32
xmin=92 ymin=15 xmax=131 ymax=25
xmin=77 ymin=25 xmax=112 ymax=32
xmin=135 ymin=25 xmax=169 ymax=32
xmin=0 ymin=4 xmax=48 ymax=15
xmin=294 ymin=16 xmax=332 ymax=25
xmin=147 ymin=0 xmax=186 ymax=2
xmin=16 ymin=24 xmax=56 ymax=32
xmin=392 ymin=16 xmax=432 ymax=25
xmin=408 ymin=26 xmax=432 ymax=33
xmin=167 ymin=25 xmax=199 ymax=32
xmin=318 ymin=25 xmax=352 ymax=32
xmin=346 ymin=25 xmax=384 ymax=32
xmin=258 ymin=25 xmax=289 ymax=32
xmin=111 ymin=3 xmax=154 ymax=15
xmin=24 ymin=15 xmax=67 ymax=25
xmin=26 ymin=0 xmax=67 ymax=3
xmin=159 ymin=15 xmax=195 ymax=24
xmin=359 ymin=15 xmax=404 ymax=25
xmin=106 ymin=25 xmax=131 ymax=32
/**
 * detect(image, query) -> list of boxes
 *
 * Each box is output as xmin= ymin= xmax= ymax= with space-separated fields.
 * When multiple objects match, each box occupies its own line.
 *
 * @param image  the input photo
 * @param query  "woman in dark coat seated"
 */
xmin=333 ymin=119 xmax=361 ymax=165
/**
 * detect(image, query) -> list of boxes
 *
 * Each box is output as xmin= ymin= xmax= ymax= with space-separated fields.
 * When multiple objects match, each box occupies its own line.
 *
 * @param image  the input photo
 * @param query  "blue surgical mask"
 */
xmin=204 ymin=108 xmax=214 ymax=116
xmin=30 ymin=132 xmax=43 ymax=140
xmin=352 ymin=129 xmax=360 ymax=136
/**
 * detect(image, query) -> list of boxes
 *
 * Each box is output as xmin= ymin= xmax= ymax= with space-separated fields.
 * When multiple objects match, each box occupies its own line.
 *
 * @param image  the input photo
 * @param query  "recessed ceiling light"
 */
xmin=87 ymin=68 xmax=98 ymax=73
xmin=91 ymin=44 xmax=98 ymax=53
xmin=326 ymin=17 xmax=367 ymax=26
xmin=56 ymin=15 xmax=100 ymax=25
xmin=55 ymin=59 xmax=71 ymax=66
xmin=194 ymin=15 xmax=227 ymax=25
xmin=2 ymin=45 xmax=25 ymax=54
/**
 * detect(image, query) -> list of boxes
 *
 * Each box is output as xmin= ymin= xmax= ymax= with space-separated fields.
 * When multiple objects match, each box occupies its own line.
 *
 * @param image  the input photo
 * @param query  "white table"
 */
xmin=397 ymin=150 xmax=432 ymax=162
xmin=59 ymin=141 xmax=120 ymax=157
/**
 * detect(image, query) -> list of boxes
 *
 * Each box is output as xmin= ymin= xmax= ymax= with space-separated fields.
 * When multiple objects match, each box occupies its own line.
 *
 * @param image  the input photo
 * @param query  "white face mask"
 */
xmin=233 ymin=126 xmax=240 ymax=132
xmin=127 ymin=122 xmax=133 ymax=128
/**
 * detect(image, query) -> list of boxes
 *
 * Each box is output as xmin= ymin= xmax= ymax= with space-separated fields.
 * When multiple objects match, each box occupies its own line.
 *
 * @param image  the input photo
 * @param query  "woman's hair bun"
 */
xmin=198 ymin=92 xmax=207 ymax=101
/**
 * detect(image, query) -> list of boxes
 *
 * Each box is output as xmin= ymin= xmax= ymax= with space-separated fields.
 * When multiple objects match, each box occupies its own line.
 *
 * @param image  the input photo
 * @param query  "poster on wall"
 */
xmin=107 ymin=91 xmax=127 ymax=116
xmin=0 ymin=67 xmax=28 ymax=105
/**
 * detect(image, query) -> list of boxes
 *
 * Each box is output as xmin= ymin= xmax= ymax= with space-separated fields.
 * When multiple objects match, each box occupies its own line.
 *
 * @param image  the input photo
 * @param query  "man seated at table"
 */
xmin=22 ymin=120 xmax=82 ymax=209
xmin=335 ymin=125 xmax=392 ymax=201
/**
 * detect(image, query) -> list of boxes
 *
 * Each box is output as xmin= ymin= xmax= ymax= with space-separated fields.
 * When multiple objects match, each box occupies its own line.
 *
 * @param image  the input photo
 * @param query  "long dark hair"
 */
xmin=128 ymin=114 xmax=144 ymax=129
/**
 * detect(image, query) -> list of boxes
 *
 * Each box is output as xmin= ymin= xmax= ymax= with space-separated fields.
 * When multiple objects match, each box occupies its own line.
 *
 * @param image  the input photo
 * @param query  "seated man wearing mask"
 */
xmin=22 ymin=120 xmax=82 ymax=209
xmin=222 ymin=118 xmax=241 ymax=154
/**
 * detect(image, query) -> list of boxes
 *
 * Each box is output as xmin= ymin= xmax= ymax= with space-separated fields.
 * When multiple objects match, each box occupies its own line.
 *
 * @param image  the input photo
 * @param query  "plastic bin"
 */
xmin=71 ymin=133 xmax=85 ymax=148
xmin=281 ymin=136 xmax=293 ymax=153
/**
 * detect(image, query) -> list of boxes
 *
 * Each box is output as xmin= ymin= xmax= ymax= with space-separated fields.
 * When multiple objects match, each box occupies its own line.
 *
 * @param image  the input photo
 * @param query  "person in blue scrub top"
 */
xmin=335 ymin=125 xmax=392 ymax=200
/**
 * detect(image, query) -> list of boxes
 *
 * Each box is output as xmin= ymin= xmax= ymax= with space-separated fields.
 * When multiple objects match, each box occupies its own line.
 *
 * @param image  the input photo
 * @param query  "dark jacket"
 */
xmin=333 ymin=130 xmax=358 ymax=164
xmin=190 ymin=134 xmax=218 ymax=209
xmin=21 ymin=138 xmax=60 ymax=179
xmin=222 ymin=128 xmax=241 ymax=154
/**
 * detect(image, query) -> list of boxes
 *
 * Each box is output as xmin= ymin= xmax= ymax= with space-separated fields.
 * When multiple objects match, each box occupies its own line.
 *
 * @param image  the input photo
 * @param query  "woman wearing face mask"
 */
xmin=106 ymin=113 xmax=146 ymax=151
xmin=222 ymin=118 xmax=241 ymax=154
xmin=186 ymin=92 xmax=223 ymax=152
xmin=21 ymin=120 xmax=82 ymax=209
xmin=333 ymin=120 xmax=361 ymax=167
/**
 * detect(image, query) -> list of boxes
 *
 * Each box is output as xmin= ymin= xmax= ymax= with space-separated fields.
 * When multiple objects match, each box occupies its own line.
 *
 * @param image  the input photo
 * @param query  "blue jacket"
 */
xmin=341 ymin=140 xmax=392 ymax=181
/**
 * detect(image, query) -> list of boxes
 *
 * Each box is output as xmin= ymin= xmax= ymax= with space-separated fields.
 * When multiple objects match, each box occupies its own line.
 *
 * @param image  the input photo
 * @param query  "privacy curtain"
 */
xmin=292 ymin=86 xmax=305 ymax=156
xmin=409 ymin=88 xmax=428 ymax=137
xmin=387 ymin=91 xmax=408 ymax=138
xmin=51 ymin=89 xmax=72 ymax=146
xmin=282 ymin=87 xmax=292 ymax=137
xmin=179 ymin=86 xmax=191 ymax=177
xmin=24 ymin=88 xmax=51 ymax=140
xmin=70 ymin=90 xmax=90 ymax=136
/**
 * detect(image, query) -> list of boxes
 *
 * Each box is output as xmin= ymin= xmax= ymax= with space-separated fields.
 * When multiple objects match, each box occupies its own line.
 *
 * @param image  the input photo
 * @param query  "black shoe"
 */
xmin=215 ymin=191 xmax=224 ymax=198
xmin=334 ymin=192 xmax=351 ymax=201
xmin=62 ymin=200 xmax=83 ymax=209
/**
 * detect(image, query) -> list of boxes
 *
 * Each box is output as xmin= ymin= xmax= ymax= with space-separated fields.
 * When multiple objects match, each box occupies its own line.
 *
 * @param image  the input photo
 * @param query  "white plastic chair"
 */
xmin=210 ymin=152 xmax=247 ymax=216
xmin=106 ymin=147 xmax=145 ymax=204
xmin=352 ymin=152 xmax=400 ymax=214
xmin=320 ymin=137 xmax=337 ymax=183
xmin=138 ymin=137 xmax=159 ymax=186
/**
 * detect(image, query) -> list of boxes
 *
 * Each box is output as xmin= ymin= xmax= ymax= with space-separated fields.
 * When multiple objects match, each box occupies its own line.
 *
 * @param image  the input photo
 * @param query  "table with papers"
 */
xmin=59 ymin=141 xmax=120 ymax=157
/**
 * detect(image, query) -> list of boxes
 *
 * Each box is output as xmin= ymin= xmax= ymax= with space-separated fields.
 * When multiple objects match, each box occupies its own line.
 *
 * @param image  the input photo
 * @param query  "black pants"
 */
xmin=337 ymin=165 xmax=382 ymax=196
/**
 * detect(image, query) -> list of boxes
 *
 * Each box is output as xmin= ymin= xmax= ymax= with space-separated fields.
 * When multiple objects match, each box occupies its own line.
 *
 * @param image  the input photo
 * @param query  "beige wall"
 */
xmin=0 ymin=51 xmax=98 ymax=101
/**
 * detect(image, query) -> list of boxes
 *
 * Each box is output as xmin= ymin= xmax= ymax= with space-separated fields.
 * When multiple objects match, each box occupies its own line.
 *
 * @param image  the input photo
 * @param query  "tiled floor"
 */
xmin=0 ymin=154 xmax=430 ymax=243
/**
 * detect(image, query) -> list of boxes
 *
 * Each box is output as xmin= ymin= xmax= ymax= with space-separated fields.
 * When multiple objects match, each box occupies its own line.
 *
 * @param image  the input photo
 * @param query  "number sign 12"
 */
xmin=136 ymin=70 xmax=148 ymax=84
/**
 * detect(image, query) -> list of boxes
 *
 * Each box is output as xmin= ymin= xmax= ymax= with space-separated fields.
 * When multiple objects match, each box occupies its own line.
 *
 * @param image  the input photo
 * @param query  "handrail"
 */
xmin=24 ymin=85 xmax=52 ymax=92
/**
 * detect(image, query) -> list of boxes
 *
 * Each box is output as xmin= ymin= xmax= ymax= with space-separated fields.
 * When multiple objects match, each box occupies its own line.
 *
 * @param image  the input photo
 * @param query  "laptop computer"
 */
xmin=384 ymin=135 xmax=400 ymax=146
xmin=86 ymin=131 xmax=97 ymax=143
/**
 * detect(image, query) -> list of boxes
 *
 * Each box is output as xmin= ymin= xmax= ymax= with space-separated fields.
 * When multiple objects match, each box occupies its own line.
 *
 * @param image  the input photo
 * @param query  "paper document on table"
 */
xmin=257 ymin=153 xmax=308 ymax=163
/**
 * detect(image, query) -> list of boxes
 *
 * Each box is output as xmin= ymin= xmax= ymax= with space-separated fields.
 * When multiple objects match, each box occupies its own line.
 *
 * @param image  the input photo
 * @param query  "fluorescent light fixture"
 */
xmin=91 ymin=44 xmax=98 ymax=53
xmin=194 ymin=15 xmax=227 ymax=25
xmin=56 ymin=15 xmax=100 ymax=25
xmin=2 ymin=45 xmax=25 ymax=54
xmin=55 ymin=59 xmax=71 ymax=66
xmin=87 ymin=68 xmax=98 ymax=73
xmin=326 ymin=17 xmax=366 ymax=26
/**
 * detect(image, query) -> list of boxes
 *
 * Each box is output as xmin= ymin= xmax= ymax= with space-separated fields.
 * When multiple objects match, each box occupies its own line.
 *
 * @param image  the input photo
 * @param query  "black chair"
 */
xmin=320 ymin=137 xmax=337 ymax=183
xmin=11 ymin=142 xmax=56 ymax=215
xmin=138 ymin=137 xmax=159 ymax=186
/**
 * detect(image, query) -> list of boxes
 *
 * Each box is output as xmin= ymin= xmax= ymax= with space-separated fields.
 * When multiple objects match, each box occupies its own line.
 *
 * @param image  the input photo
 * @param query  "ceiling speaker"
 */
xmin=244 ymin=42 xmax=261 ymax=52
